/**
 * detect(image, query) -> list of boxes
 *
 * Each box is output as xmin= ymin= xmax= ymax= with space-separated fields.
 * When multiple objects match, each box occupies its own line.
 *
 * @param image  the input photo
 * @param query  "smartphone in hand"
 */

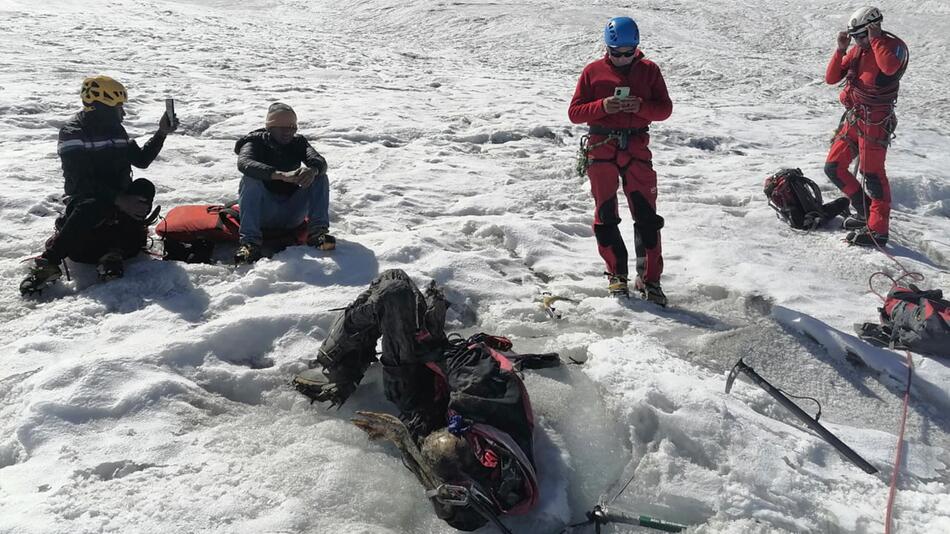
xmin=614 ymin=86 xmax=631 ymax=99
xmin=165 ymin=98 xmax=178 ymax=126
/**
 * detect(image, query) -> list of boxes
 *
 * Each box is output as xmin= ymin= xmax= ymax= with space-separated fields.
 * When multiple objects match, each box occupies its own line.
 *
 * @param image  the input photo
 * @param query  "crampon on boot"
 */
xmin=293 ymin=301 xmax=380 ymax=407
xmin=606 ymin=273 xmax=629 ymax=297
xmin=96 ymin=250 xmax=124 ymax=281
xmin=20 ymin=257 xmax=63 ymax=296
xmin=846 ymin=227 xmax=888 ymax=248
xmin=635 ymin=276 xmax=668 ymax=307
xmin=292 ymin=366 xmax=359 ymax=408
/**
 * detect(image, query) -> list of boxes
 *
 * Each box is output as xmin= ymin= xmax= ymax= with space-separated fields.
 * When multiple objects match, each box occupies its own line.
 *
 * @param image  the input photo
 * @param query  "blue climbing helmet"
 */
xmin=604 ymin=17 xmax=640 ymax=48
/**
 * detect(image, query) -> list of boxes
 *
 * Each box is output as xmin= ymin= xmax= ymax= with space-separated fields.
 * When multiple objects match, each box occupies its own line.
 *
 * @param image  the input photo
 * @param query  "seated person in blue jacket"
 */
xmin=233 ymin=102 xmax=334 ymax=263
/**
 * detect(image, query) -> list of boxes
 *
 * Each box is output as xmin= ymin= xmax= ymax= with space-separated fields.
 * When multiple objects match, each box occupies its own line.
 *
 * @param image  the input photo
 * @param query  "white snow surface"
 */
xmin=1 ymin=0 xmax=948 ymax=533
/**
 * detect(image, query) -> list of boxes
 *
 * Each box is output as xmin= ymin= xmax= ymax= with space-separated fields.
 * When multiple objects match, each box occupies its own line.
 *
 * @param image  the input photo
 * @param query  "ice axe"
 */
xmin=726 ymin=358 xmax=878 ymax=474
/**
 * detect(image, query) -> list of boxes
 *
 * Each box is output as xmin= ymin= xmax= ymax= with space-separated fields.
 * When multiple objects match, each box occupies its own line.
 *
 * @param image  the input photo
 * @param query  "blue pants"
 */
xmin=238 ymin=174 xmax=330 ymax=245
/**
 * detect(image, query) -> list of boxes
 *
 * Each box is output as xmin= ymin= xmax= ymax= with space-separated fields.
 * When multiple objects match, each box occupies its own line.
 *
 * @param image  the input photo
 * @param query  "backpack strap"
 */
xmin=788 ymin=173 xmax=824 ymax=214
xmin=890 ymin=285 xmax=945 ymax=304
xmin=211 ymin=201 xmax=241 ymax=223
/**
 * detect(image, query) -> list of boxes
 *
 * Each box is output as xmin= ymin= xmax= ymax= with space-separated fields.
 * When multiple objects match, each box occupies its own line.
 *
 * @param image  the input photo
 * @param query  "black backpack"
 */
xmin=764 ymin=168 xmax=850 ymax=229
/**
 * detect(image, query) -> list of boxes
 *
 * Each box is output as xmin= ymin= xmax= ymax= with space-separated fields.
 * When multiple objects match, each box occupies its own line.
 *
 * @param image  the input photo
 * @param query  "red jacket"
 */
xmin=825 ymin=34 xmax=908 ymax=107
xmin=568 ymin=52 xmax=673 ymax=129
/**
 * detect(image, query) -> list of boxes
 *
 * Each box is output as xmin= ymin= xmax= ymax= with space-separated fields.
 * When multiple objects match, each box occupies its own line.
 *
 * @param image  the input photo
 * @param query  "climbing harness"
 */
xmin=576 ymin=126 xmax=649 ymax=177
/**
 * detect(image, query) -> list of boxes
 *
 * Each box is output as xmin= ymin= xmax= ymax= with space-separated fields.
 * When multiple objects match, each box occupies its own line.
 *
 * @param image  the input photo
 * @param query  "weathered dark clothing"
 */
xmin=315 ymin=270 xmax=537 ymax=531
xmin=316 ymin=269 xmax=447 ymax=436
xmin=234 ymin=129 xmax=328 ymax=196
xmin=57 ymin=111 xmax=166 ymax=202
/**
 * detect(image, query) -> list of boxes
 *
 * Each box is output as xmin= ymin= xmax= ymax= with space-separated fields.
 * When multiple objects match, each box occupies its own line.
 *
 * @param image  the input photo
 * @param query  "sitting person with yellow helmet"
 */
xmin=20 ymin=75 xmax=178 ymax=295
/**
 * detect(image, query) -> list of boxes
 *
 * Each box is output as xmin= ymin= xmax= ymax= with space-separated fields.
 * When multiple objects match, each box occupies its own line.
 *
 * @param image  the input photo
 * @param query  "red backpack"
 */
xmin=764 ymin=168 xmax=850 ymax=230
xmin=155 ymin=204 xmax=306 ymax=263
xmin=856 ymin=285 xmax=950 ymax=358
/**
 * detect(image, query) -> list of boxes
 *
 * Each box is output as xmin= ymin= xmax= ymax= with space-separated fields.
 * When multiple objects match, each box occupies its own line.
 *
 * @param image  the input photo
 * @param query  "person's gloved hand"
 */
xmin=158 ymin=112 xmax=178 ymax=134
xmin=115 ymin=194 xmax=151 ymax=220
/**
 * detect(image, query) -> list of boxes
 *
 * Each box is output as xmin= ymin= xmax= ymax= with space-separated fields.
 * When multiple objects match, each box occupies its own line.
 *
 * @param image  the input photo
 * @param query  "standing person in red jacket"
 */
xmin=569 ymin=16 xmax=673 ymax=306
xmin=824 ymin=6 xmax=908 ymax=247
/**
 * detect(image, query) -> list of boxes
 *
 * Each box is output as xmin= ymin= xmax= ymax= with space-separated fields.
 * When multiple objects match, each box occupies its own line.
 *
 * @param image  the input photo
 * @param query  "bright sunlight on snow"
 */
xmin=0 ymin=1 xmax=948 ymax=533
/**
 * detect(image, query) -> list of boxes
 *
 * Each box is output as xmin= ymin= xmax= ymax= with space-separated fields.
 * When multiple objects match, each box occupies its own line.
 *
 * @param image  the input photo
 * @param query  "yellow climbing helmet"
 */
xmin=80 ymin=75 xmax=127 ymax=109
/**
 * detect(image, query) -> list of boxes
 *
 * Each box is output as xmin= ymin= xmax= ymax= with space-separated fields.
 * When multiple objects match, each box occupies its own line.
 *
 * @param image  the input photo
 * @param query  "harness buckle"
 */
xmin=427 ymin=483 xmax=471 ymax=506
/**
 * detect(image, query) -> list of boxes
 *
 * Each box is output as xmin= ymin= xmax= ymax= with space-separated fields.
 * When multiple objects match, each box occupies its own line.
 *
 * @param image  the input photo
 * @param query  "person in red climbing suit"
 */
xmin=824 ymin=6 xmax=908 ymax=248
xmin=568 ymin=16 xmax=672 ymax=306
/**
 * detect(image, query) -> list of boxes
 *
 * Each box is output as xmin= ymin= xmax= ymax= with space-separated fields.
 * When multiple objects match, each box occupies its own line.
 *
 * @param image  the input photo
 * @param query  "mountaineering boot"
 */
xmin=96 ymin=250 xmax=125 ymax=281
xmin=234 ymin=242 xmax=262 ymax=264
xmin=292 ymin=365 xmax=360 ymax=408
xmin=847 ymin=227 xmax=888 ymax=248
xmin=293 ymin=310 xmax=379 ymax=407
xmin=307 ymin=227 xmax=336 ymax=251
xmin=847 ymin=191 xmax=871 ymax=226
xmin=606 ymin=273 xmax=629 ymax=297
xmin=293 ymin=346 xmax=374 ymax=408
xmin=635 ymin=276 xmax=668 ymax=307
xmin=19 ymin=257 xmax=63 ymax=296
xmin=842 ymin=213 xmax=867 ymax=231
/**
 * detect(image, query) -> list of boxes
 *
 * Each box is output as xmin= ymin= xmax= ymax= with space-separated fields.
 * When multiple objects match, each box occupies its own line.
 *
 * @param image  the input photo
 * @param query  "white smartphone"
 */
xmin=165 ymin=98 xmax=175 ymax=123
xmin=614 ymin=86 xmax=630 ymax=99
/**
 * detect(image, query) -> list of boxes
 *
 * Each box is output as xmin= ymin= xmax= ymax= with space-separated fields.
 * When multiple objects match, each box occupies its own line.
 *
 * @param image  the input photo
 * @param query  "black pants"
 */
xmin=319 ymin=269 xmax=448 ymax=436
xmin=43 ymin=179 xmax=153 ymax=264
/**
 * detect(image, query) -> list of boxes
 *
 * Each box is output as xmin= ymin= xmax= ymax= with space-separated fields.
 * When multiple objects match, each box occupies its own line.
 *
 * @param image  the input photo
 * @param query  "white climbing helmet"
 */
xmin=848 ymin=6 xmax=883 ymax=35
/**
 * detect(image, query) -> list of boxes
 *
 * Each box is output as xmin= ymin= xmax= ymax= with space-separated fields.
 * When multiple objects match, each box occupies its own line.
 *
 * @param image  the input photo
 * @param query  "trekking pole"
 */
xmin=726 ymin=358 xmax=878 ymax=474
xmin=588 ymin=505 xmax=687 ymax=533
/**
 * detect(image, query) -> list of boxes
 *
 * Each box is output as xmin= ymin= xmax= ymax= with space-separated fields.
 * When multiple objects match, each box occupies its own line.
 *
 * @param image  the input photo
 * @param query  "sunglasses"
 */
xmin=851 ymin=30 xmax=869 ymax=39
xmin=608 ymin=48 xmax=637 ymax=58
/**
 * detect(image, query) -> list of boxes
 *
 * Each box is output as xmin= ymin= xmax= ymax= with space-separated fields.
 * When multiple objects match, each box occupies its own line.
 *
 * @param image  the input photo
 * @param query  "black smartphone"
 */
xmin=165 ymin=98 xmax=175 ymax=123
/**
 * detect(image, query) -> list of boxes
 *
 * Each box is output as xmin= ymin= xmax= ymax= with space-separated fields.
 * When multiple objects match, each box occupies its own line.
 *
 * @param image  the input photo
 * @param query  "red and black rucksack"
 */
xmin=764 ymin=168 xmax=850 ymax=230
xmin=155 ymin=204 xmax=306 ymax=263
xmin=856 ymin=285 xmax=950 ymax=358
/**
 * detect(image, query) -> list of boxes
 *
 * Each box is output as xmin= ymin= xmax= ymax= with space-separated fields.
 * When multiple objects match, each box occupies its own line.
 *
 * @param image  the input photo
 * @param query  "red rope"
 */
xmin=852 ymin=145 xmax=924 ymax=533
xmin=864 ymin=235 xmax=917 ymax=533
xmin=883 ymin=351 xmax=913 ymax=534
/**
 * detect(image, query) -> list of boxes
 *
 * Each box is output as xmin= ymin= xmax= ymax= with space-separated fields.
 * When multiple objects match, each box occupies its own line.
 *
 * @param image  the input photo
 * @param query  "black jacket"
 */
xmin=57 ymin=111 xmax=166 ymax=202
xmin=234 ymin=129 xmax=328 ymax=196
